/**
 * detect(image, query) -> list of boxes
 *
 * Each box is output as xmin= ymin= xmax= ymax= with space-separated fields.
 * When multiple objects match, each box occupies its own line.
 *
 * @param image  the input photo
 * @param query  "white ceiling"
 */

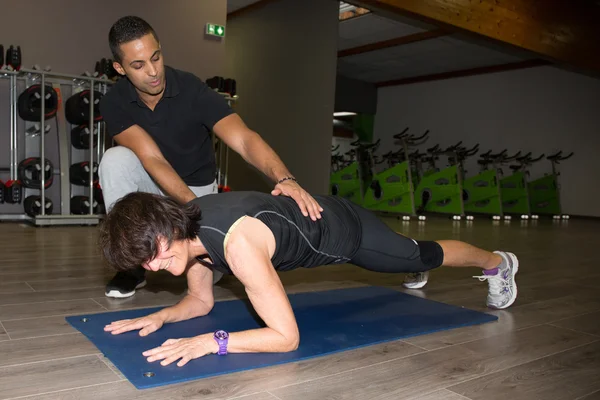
xmin=227 ymin=0 xmax=532 ymax=85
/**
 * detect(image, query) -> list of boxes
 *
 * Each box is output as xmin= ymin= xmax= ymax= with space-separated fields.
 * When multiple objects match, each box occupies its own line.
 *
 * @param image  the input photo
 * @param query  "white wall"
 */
xmin=374 ymin=66 xmax=600 ymax=217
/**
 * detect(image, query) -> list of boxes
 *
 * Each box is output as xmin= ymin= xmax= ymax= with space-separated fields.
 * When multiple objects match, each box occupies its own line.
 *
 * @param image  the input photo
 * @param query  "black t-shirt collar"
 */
xmin=126 ymin=65 xmax=180 ymax=106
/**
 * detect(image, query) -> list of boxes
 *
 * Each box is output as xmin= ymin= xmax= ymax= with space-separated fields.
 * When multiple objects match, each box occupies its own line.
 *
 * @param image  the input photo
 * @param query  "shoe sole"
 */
xmin=490 ymin=252 xmax=519 ymax=309
xmin=105 ymin=280 xmax=147 ymax=299
xmin=402 ymin=281 xmax=428 ymax=289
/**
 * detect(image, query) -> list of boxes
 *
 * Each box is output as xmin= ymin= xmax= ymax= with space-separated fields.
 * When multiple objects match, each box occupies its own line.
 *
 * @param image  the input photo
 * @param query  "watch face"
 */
xmin=215 ymin=330 xmax=229 ymax=340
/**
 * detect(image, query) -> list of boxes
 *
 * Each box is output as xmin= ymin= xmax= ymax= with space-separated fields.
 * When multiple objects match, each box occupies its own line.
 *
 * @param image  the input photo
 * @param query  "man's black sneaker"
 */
xmin=105 ymin=270 xmax=147 ymax=298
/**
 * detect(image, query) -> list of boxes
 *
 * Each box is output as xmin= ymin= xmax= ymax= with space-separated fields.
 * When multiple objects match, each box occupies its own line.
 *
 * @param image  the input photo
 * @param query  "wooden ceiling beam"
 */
xmin=350 ymin=0 xmax=600 ymax=75
xmin=227 ymin=0 xmax=281 ymax=19
xmin=338 ymin=29 xmax=448 ymax=58
xmin=376 ymin=59 xmax=551 ymax=87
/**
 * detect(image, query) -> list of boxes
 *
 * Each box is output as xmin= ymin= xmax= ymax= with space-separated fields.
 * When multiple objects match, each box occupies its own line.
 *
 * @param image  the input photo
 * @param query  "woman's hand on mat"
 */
xmin=143 ymin=334 xmax=216 ymax=367
xmin=104 ymin=314 xmax=165 ymax=336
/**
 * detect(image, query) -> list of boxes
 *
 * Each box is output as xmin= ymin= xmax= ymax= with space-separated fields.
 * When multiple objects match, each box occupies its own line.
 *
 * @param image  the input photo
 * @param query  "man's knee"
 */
xmin=99 ymin=146 xmax=142 ymax=180
xmin=416 ymin=240 xmax=444 ymax=270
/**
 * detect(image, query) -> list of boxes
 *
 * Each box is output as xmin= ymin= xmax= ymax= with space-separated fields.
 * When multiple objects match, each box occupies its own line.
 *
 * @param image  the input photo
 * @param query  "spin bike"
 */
xmin=500 ymin=151 xmax=544 ymax=219
xmin=362 ymin=128 xmax=428 ymax=220
xmin=414 ymin=141 xmax=466 ymax=220
xmin=459 ymin=147 xmax=510 ymax=220
xmin=330 ymin=139 xmax=380 ymax=206
xmin=528 ymin=150 xmax=573 ymax=219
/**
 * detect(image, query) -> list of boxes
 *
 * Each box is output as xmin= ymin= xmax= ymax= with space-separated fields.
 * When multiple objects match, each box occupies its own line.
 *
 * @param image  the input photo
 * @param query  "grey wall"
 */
xmin=0 ymin=0 xmax=227 ymax=78
xmin=374 ymin=66 xmax=600 ymax=217
xmin=224 ymin=0 xmax=339 ymax=195
xmin=335 ymin=75 xmax=378 ymax=114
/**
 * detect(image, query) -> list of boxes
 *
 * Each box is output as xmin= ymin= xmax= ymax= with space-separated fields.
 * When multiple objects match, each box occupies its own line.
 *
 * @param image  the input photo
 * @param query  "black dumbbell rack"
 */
xmin=212 ymin=91 xmax=238 ymax=193
xmin=0 ymin=66 xmax=114 ymax=226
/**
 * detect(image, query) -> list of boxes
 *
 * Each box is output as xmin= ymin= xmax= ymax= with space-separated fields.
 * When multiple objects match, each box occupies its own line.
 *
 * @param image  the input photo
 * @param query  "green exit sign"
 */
xmin=206 ymin=23 xmax=225 ymax=37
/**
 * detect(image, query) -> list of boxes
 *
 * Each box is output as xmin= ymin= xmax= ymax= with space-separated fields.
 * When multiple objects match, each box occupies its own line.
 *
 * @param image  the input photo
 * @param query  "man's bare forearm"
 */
xmin=239 ymin=134 xmax=293 ymax=183
xmin=142 ymin=157 xmax=197 ymax=204
xmin=155 ymin=294 xmax=213 ymax=324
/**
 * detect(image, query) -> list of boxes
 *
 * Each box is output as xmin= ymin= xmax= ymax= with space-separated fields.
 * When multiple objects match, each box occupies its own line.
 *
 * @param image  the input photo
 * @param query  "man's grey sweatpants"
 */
xmin=98 ymin=146 xmax=218 ymax=211
xmin=98 ymin=146 xmax=223 ymax=282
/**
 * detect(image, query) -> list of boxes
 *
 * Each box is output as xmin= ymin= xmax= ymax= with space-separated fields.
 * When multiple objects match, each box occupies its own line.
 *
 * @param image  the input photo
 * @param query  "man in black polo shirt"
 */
xmin=98 ymin=16 xmax=323 ymax=298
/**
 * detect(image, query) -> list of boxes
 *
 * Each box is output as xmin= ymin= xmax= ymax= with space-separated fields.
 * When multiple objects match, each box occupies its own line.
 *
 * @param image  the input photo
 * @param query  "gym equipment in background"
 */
xmin=17 ymin=157 xmax=54 ymax=189
xmin=330 ymin=139 xmax=380 ymax=205
xmin=66 ymin=286 xmax=497 ymax=390
xmin=528 ymin=150 xmax=573 ymax=219
xmin=330 ymin=142 xmax=361 ymax=203
xmin=65 ymin=89 xmax=103 ymax=125
xmin=362 ymin=128 xmax=428 ymax=220
xmin=3 ymin=180 xmax=22 ymax=204
xmin=94 ymin=58 xmax=118 ymax=79
xmin=71 ymin=125 xmax=98 ymax=150
xmin=1 ymin=64 xmax=113 ymax=224
xmin=455 ymin=145 xmax=505 ymax=220
xmin=70 ymin=162 xmax=99 ymax=186
xmin=0 ymin=45 xmax=4 ymax=68
xmin=24 ymin=195 xmax=53 ymax=217
xmin=0 ymin=180 xmax=4 ymax=203
xmin=17 ymin=84 xmax=59 ymax=121
xmin=414 ymin=141 xmax=465 ymax=220
xmin=500 ymin=152 xmax=543 ymax=219
xmin=206 ymin=76 xmax=237 ymax=97
xmin=5 ymin=45 xmax=22 ymax=71
xmin=70 ymin=195 xmax=100 ymax=215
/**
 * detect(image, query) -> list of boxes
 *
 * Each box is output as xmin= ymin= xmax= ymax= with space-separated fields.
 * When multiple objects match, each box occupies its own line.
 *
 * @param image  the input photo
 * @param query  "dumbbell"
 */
xmin=5 ymin=45 xmax=22 ymax=71
xmin=70 ymin=162 xmax=98 ymax=186
xmin=223 ymin=78 xmax=236 ymax=96
xmin=71 ymin=125 xmax=98 ymax=149
xmin=24 ymin=195 xmax=53 ymax=217
xmin=65 ymin=90 xmax=103 ymax=125
xmin=71 ymin=195 xmax=99 ymax=215
xmin=3 ymin=180 xmax=22 ymax=203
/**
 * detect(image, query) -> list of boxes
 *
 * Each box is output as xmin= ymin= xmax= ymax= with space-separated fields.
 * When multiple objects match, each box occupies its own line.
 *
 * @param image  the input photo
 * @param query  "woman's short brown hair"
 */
xmin=98 ymin=192 xmax=202 ymax=271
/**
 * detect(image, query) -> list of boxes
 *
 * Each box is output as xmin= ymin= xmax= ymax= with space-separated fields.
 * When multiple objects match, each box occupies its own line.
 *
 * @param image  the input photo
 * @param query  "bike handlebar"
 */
xmin=547 ymin=150 xmax=574 ymax=162
xmin=392 ymin=127 xmax=410 ymax=140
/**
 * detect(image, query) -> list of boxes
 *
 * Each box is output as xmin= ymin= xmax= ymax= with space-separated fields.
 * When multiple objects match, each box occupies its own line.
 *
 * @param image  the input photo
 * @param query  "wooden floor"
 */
xmin=1 ymin=216 xmax=599 ymax=400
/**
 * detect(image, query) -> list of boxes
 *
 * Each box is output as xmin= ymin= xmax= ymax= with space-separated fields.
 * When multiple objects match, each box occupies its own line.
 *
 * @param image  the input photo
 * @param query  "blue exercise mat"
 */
xmin=66 ymin=286 xmax=497 ymax=389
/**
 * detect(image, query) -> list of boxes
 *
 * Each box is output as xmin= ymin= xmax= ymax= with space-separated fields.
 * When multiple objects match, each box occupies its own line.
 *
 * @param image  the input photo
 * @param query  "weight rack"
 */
xmin=0 ymin=67 xmax=113 ymax=226
xmin=213 ymin=91 xmax=238 ymax=193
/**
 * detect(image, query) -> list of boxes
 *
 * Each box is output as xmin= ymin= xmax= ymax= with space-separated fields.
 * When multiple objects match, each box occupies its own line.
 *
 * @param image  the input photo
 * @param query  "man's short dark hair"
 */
xmin=108 ymin=16 xmax=160 ymax=63
xmin=98 ymin=192 xmax=201 ymax=271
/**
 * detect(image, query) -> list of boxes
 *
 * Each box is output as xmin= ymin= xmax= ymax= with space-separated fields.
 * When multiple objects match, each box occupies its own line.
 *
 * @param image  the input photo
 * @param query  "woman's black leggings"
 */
xmin=347 ymin=202 xmax=445 ymax=273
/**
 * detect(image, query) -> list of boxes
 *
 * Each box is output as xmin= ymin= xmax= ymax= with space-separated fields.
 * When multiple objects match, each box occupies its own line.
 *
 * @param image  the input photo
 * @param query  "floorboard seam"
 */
xmin=0 ymin=320 xmax=11 ymax=340
xmin=96 ymin=354 xmax=126 ymax=379
xmin=548 ymin=309 xmax=600 ymax=325
xmin=546 ymin=323 xmax=600 ymax=338
xmin=443 ymin=339 xmax=600 ymax=393
xmin=267 ymin=345 xmax=434 ymax=391
xmin=2 ymin=331 xmax=80 ymax=342
xmin=1 ymin=309 xmax=107 ymax=323
xmin=575 ymin=388 xmax=600 ymax=400
xmin=3 ymin=379 xmax=127 ymax=400
xmin=90 ymin=298 xmax=109 ymax=311
xmin=444 ymin=390 xmax=473 ymax=400
xmin=0 ymin=352 xmax=102 ymax=370
xmin=0 ymin=297 xmax=105 ymax=307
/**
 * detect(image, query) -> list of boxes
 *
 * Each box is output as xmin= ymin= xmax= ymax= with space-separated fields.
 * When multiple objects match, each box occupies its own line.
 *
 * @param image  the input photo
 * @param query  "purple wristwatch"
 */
xmin=213 ymin=330 xmax=229 ymax=355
